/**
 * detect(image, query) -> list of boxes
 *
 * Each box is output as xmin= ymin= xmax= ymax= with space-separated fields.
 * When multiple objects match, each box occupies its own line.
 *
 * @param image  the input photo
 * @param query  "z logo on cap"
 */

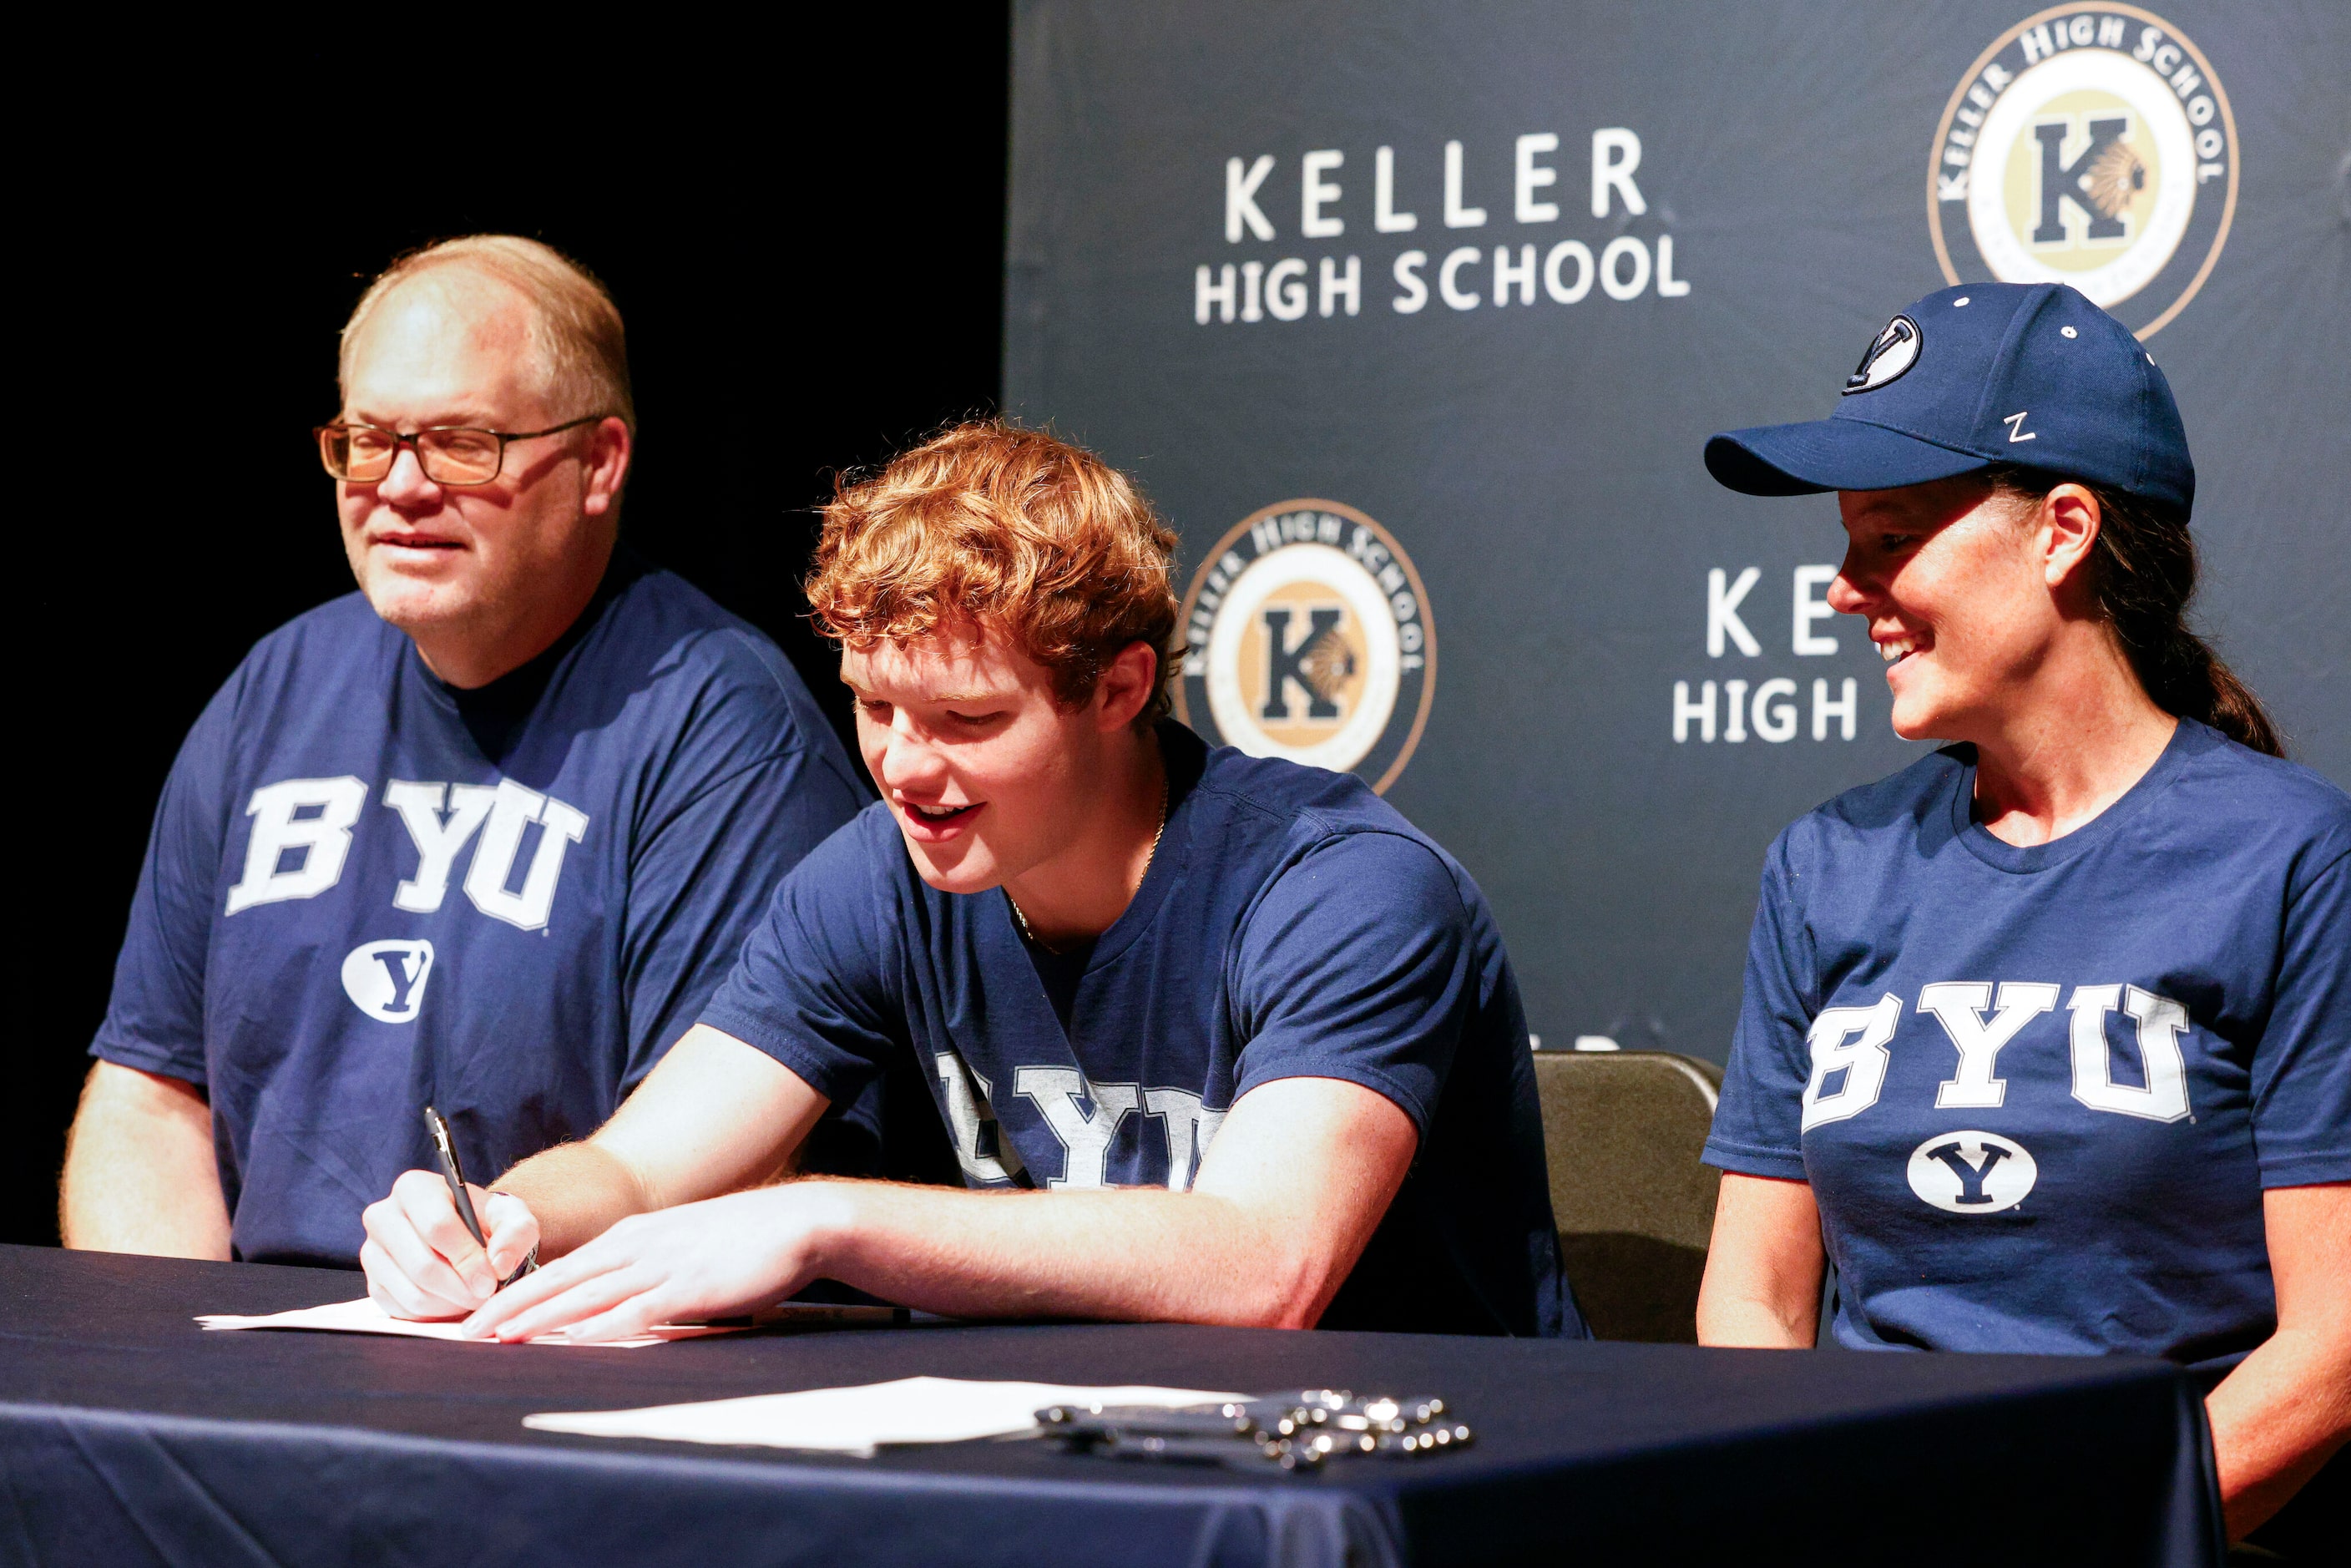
xmin=1843 ymin=315 xmax=1921 ymax=395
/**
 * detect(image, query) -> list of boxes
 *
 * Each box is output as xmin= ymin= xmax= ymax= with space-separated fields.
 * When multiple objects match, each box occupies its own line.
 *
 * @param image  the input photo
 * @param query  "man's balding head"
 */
xmin=340 ymin=235 xmax=634 ymax=430
xmin=331 ymin=238 xmax=634 ymax=689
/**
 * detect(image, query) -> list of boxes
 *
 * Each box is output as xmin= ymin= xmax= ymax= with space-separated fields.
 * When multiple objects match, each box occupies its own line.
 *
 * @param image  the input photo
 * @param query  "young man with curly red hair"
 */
xmin=360 ymin=422 xmax=1582 ymax=1339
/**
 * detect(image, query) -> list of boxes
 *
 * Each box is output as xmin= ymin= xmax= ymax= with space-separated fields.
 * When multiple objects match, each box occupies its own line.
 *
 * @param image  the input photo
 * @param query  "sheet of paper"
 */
xmin=524 ymin=1375 xmax=1244 ymax=1454
xmin=195 ymin=1296 xmax=748 ymax=1349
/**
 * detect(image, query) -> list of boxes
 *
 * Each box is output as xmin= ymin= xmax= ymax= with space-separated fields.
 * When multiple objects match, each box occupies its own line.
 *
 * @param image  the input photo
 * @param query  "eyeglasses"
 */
xmin=315 ymin=414 xmax=606 ymax=486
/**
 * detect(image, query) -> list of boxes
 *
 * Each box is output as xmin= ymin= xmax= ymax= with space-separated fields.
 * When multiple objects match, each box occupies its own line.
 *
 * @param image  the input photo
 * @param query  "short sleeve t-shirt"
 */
xmin=703 ymin=722 xmax=1580 ymax=1338
xmin=1705 ymin=719 xmax=2351 ymax=1367
xmin=92 ymin=549 xmax=881 ymax=1267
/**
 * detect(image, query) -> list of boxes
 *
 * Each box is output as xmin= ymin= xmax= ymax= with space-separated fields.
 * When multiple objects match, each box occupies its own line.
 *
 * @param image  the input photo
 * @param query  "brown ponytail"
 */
xmin=1985 ymin=467 xmax=2284 ymax=758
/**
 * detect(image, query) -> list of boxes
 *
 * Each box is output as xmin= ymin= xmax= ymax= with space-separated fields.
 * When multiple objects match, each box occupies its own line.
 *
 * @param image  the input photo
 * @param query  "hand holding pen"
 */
xmin=356 ymin=1108 xmax=541 ymax=1321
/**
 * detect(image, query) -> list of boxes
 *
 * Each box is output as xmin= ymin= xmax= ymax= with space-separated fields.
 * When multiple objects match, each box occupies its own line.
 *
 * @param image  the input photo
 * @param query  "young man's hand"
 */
xmin=360 ymin=1170 xmax=539 ymax=1319
xmin=461 ymin=1183 xmax=850 ymax=1342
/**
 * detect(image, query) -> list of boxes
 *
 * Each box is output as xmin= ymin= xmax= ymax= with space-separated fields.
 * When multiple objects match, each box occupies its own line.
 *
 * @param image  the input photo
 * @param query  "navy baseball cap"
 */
xmin=1705 ymin=282 xmax=2194 ymax=516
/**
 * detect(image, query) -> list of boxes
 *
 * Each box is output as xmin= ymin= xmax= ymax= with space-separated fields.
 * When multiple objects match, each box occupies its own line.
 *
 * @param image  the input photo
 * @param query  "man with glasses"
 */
xmin=62 ymin=235 xmax=898 ymax=1274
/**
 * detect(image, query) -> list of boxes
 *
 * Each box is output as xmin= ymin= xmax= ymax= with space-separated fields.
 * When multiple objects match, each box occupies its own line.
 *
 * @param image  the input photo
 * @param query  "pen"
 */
xmin=423 ymin=1105 xmax=533 ymax=1285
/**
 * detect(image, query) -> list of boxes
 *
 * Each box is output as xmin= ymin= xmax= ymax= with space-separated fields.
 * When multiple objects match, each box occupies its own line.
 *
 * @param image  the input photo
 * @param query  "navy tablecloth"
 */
xmin=1 ymin=1245 xmax=2222 ymax=1567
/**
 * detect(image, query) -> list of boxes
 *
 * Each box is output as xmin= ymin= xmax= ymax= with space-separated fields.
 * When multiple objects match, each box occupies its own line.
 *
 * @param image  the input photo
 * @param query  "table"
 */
xmin=0 ymin=1245 xmax=2221 ymax=1567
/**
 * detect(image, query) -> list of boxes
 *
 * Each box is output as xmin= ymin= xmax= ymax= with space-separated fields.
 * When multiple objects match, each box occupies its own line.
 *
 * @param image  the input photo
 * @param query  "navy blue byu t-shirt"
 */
xmin=93 ymin=550 xmax=871 ymax=1267
xmin=1705 ymin=720 xmax=2351 ymax=1366
xmin=703 ymin=723 xmax=1580 ymax=1338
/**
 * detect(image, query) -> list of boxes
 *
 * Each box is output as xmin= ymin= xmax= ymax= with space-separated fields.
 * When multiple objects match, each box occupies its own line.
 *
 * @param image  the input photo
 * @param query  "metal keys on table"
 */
xmin=1038 ymin=1389 xmax=1474 ymax=1470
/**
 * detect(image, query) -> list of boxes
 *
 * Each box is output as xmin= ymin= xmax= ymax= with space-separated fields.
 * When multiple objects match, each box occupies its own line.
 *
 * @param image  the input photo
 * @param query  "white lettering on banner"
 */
xmin=1196 ymin=263 xmax=1236 ymax=324
xmin=226 ymin=776 xmax=369 ymax=913
xmin=1812 ymin=678 xmax=1857 ymax=741
xmin=1438 ymin=246 xmax=1482 ymax=310
xmin=463 ymin=777 xmax=589 ymax=931
xmin=382 ymin=781 xmax=497 ymax=913
xmin=1792 ymin=565 xmax=1841 ymax=655
xmin=1266 ymin=257 xmax=1310 ymax=321
xmin=1673 ymin=676 xmax=1869 ymax=743
xmin=1545 ymin=240 xmax=1593 ymax=302
xmin=1014 ymin=1068 xmax=1140 ymax=1190
xmin=1752 ymin=678 xmax=1799 ymax=743
xmin=1599 ymin=236 xmax=1651 ymax=300
xmin=1590 ymin=129 xmax=1646 ymax=217
xmin=1301 ymin=149 xmax=1345 ymax=238
xmin=1373 ymin=145 xmax=1418 ymax=232
xmin=1671 ymin=680 xmax=1715 ymax=744
xmin=1144 ymin=1088 xmax=1228 ymax=1192
xmin=1226 ymin=154 xmax=1274 ymax=243
xmin=1708 ymin=567 xmax=1762 ymax=658
xmin=1198 ymin=129 xmax=1685 ymax=324
xmin=1920 ymin=982 xmax=2060 ymax=1108
xmin=1680 ymin=567 xmax=1868 ymax=744
xmin=1494 ymin=243 xmax=1536 ymax=306
xmin=1391 ymin=250 xmax=1428 ymax=313
xmin=1656 ymin=235 xmax=1691 ymax=297
xmin=1319 ymin=255 xmax=1361 ymax=317
xmin=1443 ymin=140 xmax=1486 ymax=228
xmin=2068 ymin=984 xmax=2192 ymax=1122
xmin=1514 ymin=133 xmax=1560 ymax=222
xmin=936 ymin=1054 xmax=1024 ymax=1184
xmin=1802 ymin=994 xmax=1899 ymax=1130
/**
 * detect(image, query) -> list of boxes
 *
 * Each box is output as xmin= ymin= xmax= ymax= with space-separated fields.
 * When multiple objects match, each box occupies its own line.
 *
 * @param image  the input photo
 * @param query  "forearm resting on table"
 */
xmin=821 ymin=1075 xmax=1408 ymax=1328
xmin=61 ymin=1061 xmax=231 ymax=1259
xmin=818 ymin=1180 xmax=1367 ymax=1329
xmin=468 ymin=1074 xmax=1416 ymax=1342
xmin=2205 ymin=1182 xmax=2351 ymax=1540
xmin=1695 ymin=1171 xmax=1824 ymax=1348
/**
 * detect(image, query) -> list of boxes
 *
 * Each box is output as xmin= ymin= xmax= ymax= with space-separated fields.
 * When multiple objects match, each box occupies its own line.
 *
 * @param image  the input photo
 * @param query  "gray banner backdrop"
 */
xmin=1004 ymin=1 xmax=2351 ymax=1065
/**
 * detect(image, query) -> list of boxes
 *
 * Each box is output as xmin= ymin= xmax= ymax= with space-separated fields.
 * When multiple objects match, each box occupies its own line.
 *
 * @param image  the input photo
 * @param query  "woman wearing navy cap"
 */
xmin=1693 ymin=281 xmax=2348 ymax=1552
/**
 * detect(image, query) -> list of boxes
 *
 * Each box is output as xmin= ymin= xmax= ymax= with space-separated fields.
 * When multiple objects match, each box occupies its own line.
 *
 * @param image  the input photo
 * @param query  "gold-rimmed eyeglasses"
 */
xmin=315 ymin=414 xmax=607 ymax=486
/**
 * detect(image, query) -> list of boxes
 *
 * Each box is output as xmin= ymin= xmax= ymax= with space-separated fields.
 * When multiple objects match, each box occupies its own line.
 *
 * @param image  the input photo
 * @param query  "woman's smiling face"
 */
xmin=1828 ymin=475 xmax=2069 ymax=745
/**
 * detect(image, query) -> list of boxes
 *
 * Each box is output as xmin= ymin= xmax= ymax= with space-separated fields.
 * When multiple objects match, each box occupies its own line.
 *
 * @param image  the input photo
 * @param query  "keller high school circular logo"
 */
xmin=1175 ymin=500 xmax=1433 ymax=794
xmin=1929 ymin=5 xmax=2237 ymax=338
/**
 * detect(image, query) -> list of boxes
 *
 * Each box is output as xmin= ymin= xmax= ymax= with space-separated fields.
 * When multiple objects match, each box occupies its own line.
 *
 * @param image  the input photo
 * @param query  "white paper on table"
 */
xmin=195 ymin=1296 xmax=749 ymax=1349
xmin=523 ymin=1375 xmax=1244 ymax=1454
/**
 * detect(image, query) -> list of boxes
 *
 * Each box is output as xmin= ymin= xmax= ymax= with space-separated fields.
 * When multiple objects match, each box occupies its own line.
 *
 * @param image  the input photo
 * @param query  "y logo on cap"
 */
xmin=1843 ymin=315 xmax=1921 ymax=395
xmin=341 ymin=938 xmax=435 ymax=1023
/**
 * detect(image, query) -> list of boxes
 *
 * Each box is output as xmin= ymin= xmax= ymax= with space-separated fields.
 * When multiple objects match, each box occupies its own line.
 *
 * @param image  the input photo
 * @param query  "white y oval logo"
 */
xmin=1844 ymin=314 xmax=1922 ymax=394
xmin=1907 ymin=1130 xmax=2037 ymax=1214
xmin=341 ymin=939 xmax=435 ymax=1024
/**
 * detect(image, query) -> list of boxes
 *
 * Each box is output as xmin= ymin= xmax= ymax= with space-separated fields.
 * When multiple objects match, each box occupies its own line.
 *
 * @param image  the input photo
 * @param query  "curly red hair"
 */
xmin=807 ymin=421 xmax=1181 ymax=723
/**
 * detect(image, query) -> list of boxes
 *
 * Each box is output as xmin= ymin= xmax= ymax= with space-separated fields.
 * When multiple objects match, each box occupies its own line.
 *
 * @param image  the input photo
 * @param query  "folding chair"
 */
xmin=1532 ymin=1050 xmax=1724 ymax=1343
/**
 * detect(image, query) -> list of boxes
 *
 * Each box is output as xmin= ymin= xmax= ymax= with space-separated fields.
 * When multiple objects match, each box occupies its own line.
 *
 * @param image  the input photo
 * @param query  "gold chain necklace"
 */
xmin=1008 ymin=771 xmax=1169 ymax=954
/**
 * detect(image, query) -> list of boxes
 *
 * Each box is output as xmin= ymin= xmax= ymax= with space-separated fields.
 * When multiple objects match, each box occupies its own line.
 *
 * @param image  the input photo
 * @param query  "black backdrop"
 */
xmin=9 ymin=19 xmax=1013 ymax=1247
